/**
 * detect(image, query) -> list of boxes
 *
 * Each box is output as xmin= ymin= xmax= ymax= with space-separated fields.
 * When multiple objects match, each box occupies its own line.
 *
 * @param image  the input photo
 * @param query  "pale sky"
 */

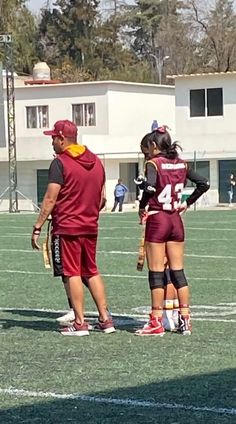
xmin=27 ymin=0 xmax=236 ymax=13
xmin=27 ymin=0 xmax=51 ymax=13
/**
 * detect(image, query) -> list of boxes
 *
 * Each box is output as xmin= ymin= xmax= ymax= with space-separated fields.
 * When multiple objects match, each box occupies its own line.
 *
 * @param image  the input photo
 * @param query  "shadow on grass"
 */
xmin=0 ymin=368 xmax=235 ymax=424
xmin=1 ymin=318 xmax=57 ymax=332
xmin=2 ymin=309 xmax=63 ymax=320
xmin=1 ymin=309 xmax=143 ymax=333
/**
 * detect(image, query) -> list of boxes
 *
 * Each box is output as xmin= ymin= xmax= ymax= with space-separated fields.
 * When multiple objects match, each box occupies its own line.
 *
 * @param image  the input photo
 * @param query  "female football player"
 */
xmin=136 ymin=127 xmax=209 ymax=336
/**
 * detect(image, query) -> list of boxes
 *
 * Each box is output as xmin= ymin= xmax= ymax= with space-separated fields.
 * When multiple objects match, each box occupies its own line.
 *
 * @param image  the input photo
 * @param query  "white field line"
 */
xmin=101 ymin=237 xmax=235 ymax=241
xmin=185 ymin=227 xmax=236 ymax=231
xmin=0 ymin=306 xmax=235 ymax=323
xmin=0 ymin=237 xmax=235 ymax=244
xmin=0 ymin=388 xmax=235 ymax=416
xmin=1 ymin=225 xmax=236 ymax=231
xmin=98 ymin=251 xmax=236 ymax=260
xmin=0 ymin=269 xmax=235 ymax=282
xmin=0 ymin=248 xmax=236 ymax=260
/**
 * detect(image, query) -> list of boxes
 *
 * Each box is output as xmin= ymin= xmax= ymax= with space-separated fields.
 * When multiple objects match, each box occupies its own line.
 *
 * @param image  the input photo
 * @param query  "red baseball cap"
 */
xmin=43 ymin=120 xmax=78 ymax=138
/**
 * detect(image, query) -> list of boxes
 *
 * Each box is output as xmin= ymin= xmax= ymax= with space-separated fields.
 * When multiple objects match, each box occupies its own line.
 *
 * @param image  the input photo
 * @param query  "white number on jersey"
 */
xmin=158 ymin=183 xmax=184 ymax=210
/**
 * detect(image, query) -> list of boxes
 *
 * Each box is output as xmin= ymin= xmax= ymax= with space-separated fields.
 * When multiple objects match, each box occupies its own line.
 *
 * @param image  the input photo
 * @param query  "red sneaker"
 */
xmin=177 ymin=314 xmax=192 ymax=336
xmin=93 ymin=318 xmax=116 ymax=334
xmin=60 ymin=321 xmax=90 ymax=336
xmin=135 ymin=314 xmax=165 ymax=336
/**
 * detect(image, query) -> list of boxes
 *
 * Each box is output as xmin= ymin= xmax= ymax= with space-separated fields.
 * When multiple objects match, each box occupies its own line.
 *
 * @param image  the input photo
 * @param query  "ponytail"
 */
xmin=165 ymin=141 xmax=182 ymax=159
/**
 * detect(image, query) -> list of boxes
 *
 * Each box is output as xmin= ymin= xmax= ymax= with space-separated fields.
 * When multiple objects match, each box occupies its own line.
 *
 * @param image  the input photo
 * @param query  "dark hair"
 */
xmin=140 ymin=129 xmax=182 ymax=160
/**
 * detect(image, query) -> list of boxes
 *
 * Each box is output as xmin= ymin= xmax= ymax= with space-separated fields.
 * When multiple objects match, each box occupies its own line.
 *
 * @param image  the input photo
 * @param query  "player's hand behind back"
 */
xmin=178 ymin=201 xmax=188 ymax=216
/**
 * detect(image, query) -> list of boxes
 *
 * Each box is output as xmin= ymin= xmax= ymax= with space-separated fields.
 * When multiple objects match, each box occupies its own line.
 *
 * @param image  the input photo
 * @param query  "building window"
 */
xmin=37 ymin=169 xmax=48 ymax=205
xmin=190 ymin=88 xmax=223 ymax=117
xmin=26 ymin=106 xmax=49 ymax=128
xmin=185 ymin=161 xmax=210 ymax=188
xmin=72 ymin=103 xmax=96 ymax=126
xmin=190 ymin=89 xmax=205 ymax=117
xmin=207 ymin=88 xmax=223 ymax=116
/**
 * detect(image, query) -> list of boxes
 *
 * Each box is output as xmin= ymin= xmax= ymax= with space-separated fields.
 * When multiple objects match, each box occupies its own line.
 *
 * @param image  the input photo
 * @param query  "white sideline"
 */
xmin=1 ymin=248 xmax=236 ymax=260
xmin=0 ymin=306 xmax=235 ymax=323
xmin=0 ymin=269 xmax=235 ymax=282
xmin=98 ymin=251 xmax=236 ymax=259
xmin=0 ymin=225 xmax=236 ymax=231
xmin=0 ymin=388 xmax=235 ymax=416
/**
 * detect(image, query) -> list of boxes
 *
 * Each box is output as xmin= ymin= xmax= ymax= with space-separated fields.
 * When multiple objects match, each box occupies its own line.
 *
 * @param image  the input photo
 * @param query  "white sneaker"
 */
xmin=172 ymin=309 xmax=180 ymax=327
xmin=162 ymin=310 xmax=176 ymax=332
xmin=56 ymin=309 xmax=75 ymax=324
xmin=56 ymin=310 xmax=93 ymax=330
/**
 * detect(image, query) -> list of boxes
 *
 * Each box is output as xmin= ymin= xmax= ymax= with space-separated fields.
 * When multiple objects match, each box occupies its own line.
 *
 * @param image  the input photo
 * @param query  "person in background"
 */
xmin=111 ymin=178 xmax=128 ymax=212
xmin=135 ymin=126 xmax=209 ymax=336
xmin=151 ymin=120 xmax=159 ymax=132
xmin=31 ymin=119 xmax=115 ymax=336
xmin=226 ymin=173 xmax=235 ymax=206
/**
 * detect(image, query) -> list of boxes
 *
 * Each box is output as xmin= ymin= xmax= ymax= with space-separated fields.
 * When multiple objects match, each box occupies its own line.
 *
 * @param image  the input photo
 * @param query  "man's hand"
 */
xmin=31 ymin=226 xmax=41 ymax=250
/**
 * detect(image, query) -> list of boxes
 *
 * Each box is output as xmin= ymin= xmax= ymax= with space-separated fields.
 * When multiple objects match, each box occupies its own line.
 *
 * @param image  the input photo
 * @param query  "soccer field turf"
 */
xmin=0 ymin=210 xmax=235 ymax=423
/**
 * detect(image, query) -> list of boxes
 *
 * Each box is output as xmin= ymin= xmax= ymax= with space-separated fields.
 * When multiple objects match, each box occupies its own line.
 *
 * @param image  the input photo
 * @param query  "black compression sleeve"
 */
xmin=139 ymin=191 xmax=153 ymax=209
xmin=48 ymin=159 xmax=64 ymax=185
xmin=186 ymin=168 xmax=210 ymax=207
xmin=146 ymin=162 xmax=157 ymax=187
xmin=139 ymin=162 xmax=157 ymax=209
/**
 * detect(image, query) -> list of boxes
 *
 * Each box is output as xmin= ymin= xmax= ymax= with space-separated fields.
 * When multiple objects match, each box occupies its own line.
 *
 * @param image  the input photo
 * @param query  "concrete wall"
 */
xmin=175 ymin=73 xmax=236 ymax=154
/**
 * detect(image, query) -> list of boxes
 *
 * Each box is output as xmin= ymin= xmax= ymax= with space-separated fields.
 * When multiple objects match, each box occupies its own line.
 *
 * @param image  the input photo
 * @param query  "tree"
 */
xmin=186 ymin=0 xmax=236 ymax=72
xmin=123 ymin=0 xmax=194 ymax=83
xmin=0 ymin=0 xmax=38 ymax=74
xmin=37 ymin=0 xmax=99 ymax=67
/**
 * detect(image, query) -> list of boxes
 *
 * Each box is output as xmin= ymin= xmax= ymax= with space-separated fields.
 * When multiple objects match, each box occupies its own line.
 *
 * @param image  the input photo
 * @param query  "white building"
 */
xmin=0 ymin=77 xmax=175 ymax=211
xmin=1 ymin=69 xmax=236 ymax=212
xmin=172 ymin=71 xmax=236 ymax=205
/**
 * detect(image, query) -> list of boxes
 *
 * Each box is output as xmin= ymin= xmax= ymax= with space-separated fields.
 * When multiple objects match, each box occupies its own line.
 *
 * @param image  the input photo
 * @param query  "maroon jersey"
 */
xmin=50 ymin=147 xmax=105 ymax=235
xmin=147 ymin=156 xmax=187 ymax=212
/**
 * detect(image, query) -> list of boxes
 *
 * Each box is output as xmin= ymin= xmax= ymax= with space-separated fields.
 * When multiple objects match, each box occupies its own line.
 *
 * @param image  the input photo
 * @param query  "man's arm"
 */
xmin=99 ymin=184 xmax=107 ymax=211
xmin=31 ymin=183 xmax=61 ymax=250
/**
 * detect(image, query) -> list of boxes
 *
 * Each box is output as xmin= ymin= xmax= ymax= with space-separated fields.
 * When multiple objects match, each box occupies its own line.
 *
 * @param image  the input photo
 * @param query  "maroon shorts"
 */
xmin=145 ymin=211 xmax=185 ymax=243
xmin=51 ymin=234 xmax=98 ymax=278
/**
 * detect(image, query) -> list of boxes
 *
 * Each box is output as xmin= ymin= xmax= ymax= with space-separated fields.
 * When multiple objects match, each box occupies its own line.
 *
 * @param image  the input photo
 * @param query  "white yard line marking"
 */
xmin=1 ymin=249 xmax=236 ymax=260
xmin=186 ymin=227 xmax=236 ymax=231
xmin=0 ymin=235 xmax=235 ymax=242
xmin=0 ymin=388 xmax=235 ymax=416
xmin=0 ymin=270 xmax=47 ymax=275
xmin=0 ymin=234 xmax=32 ymax=237
xmin=0 ymin=305 xmax=235 ymax=323
xmin=185 ymin=253 xmax=236 ymax=259
xmin=0 ymin=249 xmax=35 ymax=253
xmin=98 ymin=251 xmax=236 ymax=259
xmin=0 ymin=269 xmax=235 ymax=282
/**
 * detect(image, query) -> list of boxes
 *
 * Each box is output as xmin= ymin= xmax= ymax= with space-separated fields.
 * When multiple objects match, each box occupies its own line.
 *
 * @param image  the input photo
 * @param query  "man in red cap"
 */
xmin=31 ymin=120 xmax=115 ymax=336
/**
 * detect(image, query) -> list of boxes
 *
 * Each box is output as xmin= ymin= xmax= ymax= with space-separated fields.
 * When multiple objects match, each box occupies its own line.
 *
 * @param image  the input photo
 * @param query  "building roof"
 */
xmin=8 ymin=78 xmax=175 ymax=90
xmin=167 ymin=71 xmax=236 ymax=79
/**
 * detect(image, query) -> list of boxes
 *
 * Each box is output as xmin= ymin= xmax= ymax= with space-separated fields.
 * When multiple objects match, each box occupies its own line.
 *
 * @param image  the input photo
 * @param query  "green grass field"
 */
xmin=0 ymin=209 xmax=236 ymax=423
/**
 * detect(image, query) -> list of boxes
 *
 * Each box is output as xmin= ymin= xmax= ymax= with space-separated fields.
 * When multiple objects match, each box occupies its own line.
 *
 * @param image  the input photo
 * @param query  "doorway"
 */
xmin=218 ymin=160 xmax=236 ymax=203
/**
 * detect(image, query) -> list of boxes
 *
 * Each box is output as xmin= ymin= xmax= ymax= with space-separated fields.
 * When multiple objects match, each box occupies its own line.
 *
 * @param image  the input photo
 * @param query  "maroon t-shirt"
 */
xmin=147 ymin=156 xmax=187 ymax=212
xmin=48 ymin=147 xmax=105 ymax=235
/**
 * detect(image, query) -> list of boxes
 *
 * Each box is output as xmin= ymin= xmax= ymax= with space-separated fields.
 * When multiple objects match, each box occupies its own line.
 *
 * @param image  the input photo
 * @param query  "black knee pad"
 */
xmin=169 ymin=269 xmax=188 ymax=289
xmin=149 ymin=271 xmax=165 ymax=289
xmin=164 ymin=268 xmax=171 ymax=286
